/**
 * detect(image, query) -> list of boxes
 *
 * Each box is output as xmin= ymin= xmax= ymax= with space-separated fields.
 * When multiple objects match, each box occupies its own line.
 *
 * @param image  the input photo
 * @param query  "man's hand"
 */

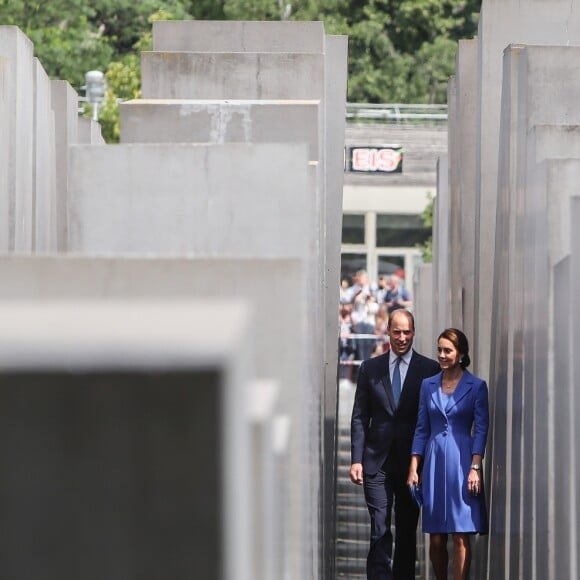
xmin=350 ymin=463 xmax=364 ymax=485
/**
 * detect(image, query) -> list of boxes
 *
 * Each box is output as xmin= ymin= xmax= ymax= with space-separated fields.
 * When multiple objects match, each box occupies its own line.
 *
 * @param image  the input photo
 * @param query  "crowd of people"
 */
xmin=339 ymin=269 xmax=413 ymax=375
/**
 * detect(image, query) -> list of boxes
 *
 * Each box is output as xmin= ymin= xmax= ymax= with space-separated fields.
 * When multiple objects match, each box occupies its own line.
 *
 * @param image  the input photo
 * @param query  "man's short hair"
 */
xmin=387 ymin=309 xmax=415 ymax=331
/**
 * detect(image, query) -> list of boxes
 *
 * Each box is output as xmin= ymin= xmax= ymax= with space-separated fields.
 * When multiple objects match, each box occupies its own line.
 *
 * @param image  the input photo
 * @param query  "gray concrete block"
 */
xmin=51 ymin=80 xmax=79 ymax=251
xmin=0 ymin=56 xmax=9 ymax=251
xmin=552 ymin=253 xmax=573 ymax=580
xmin=455 ymin=39 xmax=478 ymax=343
xmin=0 ymin=255 xmax=304 ymax=408
xmin=33 ymin=58 xmax=57 ymax=251
xmin=447 ymin=74 xmax=462 ymax=328
xmin=120 ymin=99 xmax=320 ymax=159
xmin=248 ymin=379 xmax=282 ymax=580
xmin=0 ymin=254 xmax=306 ymax=580
xmin=152 ymin=20 xmax=325 ymax=53
xmin=475 ymin=0 xmax=580 ymax=383
xmin=320 ymin=35 xmax=348 ymax=580
xmin=0 ymin=26 xmax=34 ymax=252
xmin=141 ymin=52 xmax=325 ymax=100
xmin=489 ymin=44 xmax=580 ymax=576
xmin=67 ymin=143 xmax=315 ymax=257
xmin=78 ymin=116 xmax=105 ymax=144
xmin=571 ymin=195 xmax=580 ymax=579
xmin=413 ymin=263 xmax=434 ymax=358
xmin=433 ymin=153 xmax=450 ymax=335
xmin=67 ymin=140 xmax=321 ymax=580
xmin=526 ymin=125 xmax=580 ymax=265
xmin=0 ymin=299 xmax=253 ymax=580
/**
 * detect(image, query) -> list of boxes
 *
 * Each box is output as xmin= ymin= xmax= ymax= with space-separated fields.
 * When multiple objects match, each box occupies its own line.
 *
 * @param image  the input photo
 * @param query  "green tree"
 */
xmin=0 ymin=0 xmax=114 ymax=86
xmin=97 ymin=9 xmax=176 ymax=143
xmin=91 ymin=0 xmax=190 ymax=54
xmin=224 ymin=0 xmax=288 ymax=20
xmin=324 ymin=0 xmax=480 ymax=103
xmin=185 ymin=0 xmax=226 ymax=20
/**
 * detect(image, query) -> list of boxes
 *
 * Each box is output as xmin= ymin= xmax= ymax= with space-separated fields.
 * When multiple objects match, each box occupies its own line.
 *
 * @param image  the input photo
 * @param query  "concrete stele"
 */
xmin=320 ymin=34 xmax=348 ymax=580
xmin=66 ymin=141 xmax=317 ymax=579
xmin=570 ymin=195 xmax=580 ymax=580
xmin=67 ymin=143 xmax=315 ymax=259
xmin=141 ymin=52 xmax=326 ymax=101
xmin=78 ymin=116 xmax=105 ymax=144
xmin=413 ymin=263 xmax=435 ymax=358
xmin=0 ymin=26 xmax=34 ymax=252
xmin=433 ymin=153 xmax=450 ymax=335
xmin=455 ymin=38 xmax=479 ymax=344
xmin=152 ymin=20 xmax=325 ymax=53
xmin=0 ymin=56 xmax=8 ymax=251
xmin=0 ymin=254 xmax=306 ymax=580
xmin=248 ymin=379 xmax=281 ymax=580
xmin=0 ymin=299 xmax=253 ymax=580
xmin=447 ymin=74 xmax=462 ymax=328
xmin=523 ymin=159 xmax=580 ymax=580
xmin=474 ymin=0 xmax=580 ymax=383
xmin=119 ymin=99 xmax=320 ymax=159
xmin=489 ymin=42 xmax=580 ymax=579
xmin=50 ymin=80 xmax=79 ymax=251
xmin=33 ymin=57 xmax=57 ymax=252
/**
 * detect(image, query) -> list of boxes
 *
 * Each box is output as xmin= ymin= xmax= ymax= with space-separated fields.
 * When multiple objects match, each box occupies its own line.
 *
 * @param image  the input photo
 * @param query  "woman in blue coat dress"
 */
xmin=407 ymin=328 xmax=489 ymax=580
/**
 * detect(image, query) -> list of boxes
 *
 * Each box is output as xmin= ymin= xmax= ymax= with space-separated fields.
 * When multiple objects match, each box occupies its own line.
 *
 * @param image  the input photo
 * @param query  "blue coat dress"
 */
xmin=411 ymin=370 xmax=489 ymax=533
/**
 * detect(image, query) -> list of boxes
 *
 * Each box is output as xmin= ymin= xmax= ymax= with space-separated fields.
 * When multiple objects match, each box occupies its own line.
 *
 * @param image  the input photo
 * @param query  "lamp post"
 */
xmin=84 ymin=70 xmax=106 ymax=121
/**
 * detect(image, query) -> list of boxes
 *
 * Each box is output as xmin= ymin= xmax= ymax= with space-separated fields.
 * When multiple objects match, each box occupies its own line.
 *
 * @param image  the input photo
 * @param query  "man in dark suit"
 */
xmin=350 ymin=309 xmax=440 ymax=579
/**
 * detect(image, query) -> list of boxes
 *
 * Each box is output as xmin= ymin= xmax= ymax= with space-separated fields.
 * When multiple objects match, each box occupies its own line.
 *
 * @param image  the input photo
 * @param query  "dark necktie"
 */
xmin=392 ymin=357 xmax=402 ymax=406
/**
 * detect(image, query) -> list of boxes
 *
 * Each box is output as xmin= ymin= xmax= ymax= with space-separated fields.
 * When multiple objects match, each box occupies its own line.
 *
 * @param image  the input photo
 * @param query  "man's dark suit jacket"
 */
xmin=351 ymin=350 xmax=440 ymax=476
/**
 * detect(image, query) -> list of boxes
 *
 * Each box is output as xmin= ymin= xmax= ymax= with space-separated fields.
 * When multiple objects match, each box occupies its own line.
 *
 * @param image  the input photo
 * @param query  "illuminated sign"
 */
xmin=345 ymin=145 xmax=404 ymax=173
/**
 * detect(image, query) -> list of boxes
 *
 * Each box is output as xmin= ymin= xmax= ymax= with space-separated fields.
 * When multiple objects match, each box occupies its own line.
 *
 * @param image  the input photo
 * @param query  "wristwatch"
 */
xmin=470 ymin=464 xmax=481 ymax=471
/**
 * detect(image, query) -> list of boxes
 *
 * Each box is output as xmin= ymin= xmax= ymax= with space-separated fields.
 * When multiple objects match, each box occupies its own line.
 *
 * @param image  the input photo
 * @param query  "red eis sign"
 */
xmin=346 ymin=145 xmax=404 ymax=173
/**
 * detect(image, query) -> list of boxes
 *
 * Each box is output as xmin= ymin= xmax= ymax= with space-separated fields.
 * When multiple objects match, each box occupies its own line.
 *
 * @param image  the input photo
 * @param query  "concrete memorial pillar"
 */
xmin=454 ymin=39 xmax=479 ymax=342
xmin=33 ymin=58 xmax=57 ymax=251
xmin=78 ymin=116 xmax=105 ymax=144
xmin=570 ymin=195 xmax=580 ymax=580
xmin=50 ymin=80 xmax=79 ymax=251
xmin=66 ymin=140 xmax=315 ymax=579
xmin=490 ymin=43 xmax=580 ymax=579
xmin=447 ymin=74 xmax=464 ymax=328
xmin=120 ymin=99 xmax=320 ymax=158
xmin=248 ymin=380 xmax=282 ymax=580
xmin=474 ymin=0 xmax=580 ymax=381
xmin=0 ymin=26 xmax=34 ymax=252
xmin=0 ymin=55 xmax=8 ymax=251
xmin=0 ymin=300 xmax=253 ymax=580
xmin=119 ymin=21 xmax=347 ymax=577
xmin=0 ymin=254 xmax=305 ymax=580
xmin=413 ymin=263 xmax=435 ymax=358
xmin=433 ymin=153 xmax=450 ymax=335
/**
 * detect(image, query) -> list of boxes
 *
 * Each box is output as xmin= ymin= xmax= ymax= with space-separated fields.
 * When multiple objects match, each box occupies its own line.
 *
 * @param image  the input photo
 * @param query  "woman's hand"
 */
xmin=467 ymin=468 xmax=481 ymax=495
xmin=407 ymin=454 xmax=421 ymax=487
xmin=407 ymin=469 xmax=419 ymax=488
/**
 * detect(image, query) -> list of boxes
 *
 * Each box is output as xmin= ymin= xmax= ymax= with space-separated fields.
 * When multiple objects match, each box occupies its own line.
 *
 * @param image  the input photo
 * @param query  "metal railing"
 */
xmin=346 ymin=103 xmax=448 ymax=124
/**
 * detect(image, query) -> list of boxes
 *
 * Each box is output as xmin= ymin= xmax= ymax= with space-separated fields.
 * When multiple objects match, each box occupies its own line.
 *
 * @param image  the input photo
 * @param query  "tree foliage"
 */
xmin=0 ymin=0 xmax=481 ymax=142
